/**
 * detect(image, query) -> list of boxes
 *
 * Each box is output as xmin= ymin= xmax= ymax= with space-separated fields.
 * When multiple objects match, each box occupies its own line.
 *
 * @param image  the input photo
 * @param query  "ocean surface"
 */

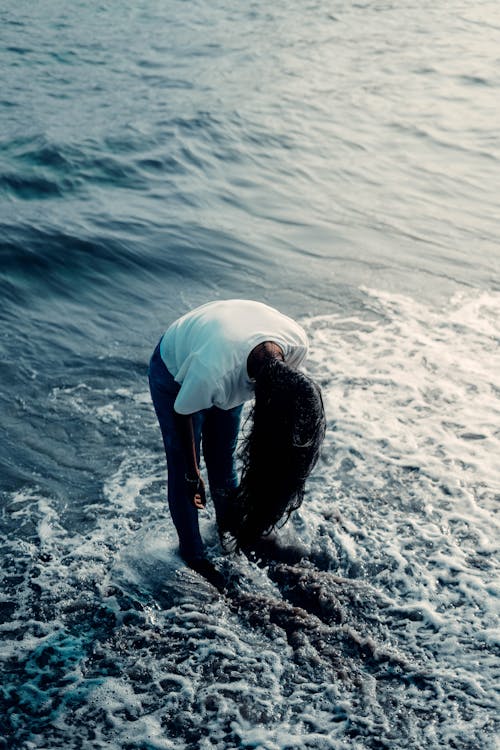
xmin=1 ymin=0 xmax=499 ymax=748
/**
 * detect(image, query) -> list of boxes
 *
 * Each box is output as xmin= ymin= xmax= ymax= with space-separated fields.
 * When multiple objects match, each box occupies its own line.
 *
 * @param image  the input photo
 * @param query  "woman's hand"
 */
xmin=186 ymin=473 xmax=206 ymax=509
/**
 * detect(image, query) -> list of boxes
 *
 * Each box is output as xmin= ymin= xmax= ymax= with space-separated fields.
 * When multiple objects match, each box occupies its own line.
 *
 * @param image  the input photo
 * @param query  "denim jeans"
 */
xmin=148 ymin=342 xmax=242 ymax=561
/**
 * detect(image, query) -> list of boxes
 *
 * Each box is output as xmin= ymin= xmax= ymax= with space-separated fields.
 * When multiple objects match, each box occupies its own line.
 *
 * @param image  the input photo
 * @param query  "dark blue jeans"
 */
xmin=148 ymin=343 xmax=242 ymax=561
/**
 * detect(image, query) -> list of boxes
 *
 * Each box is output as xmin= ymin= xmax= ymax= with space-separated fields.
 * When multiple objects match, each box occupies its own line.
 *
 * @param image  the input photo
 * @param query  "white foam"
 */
xmin=300 ymin=288 xmax=499 ymax=718
xmin=103 ymin=451 xmax=164 ymax=511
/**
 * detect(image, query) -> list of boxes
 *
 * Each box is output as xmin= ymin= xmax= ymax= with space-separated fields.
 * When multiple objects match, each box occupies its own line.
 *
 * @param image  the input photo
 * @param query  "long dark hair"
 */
xmin=225 ymin=359 xmax=326 ymax=552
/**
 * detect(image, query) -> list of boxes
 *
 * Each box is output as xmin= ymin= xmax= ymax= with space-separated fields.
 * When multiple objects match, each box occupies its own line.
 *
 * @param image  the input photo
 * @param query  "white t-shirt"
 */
xmin=160 ymin=299 xmax=308 ymax=414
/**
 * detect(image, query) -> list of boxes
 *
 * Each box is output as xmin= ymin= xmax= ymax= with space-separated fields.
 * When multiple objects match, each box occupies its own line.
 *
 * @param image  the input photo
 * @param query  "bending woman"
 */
xmin=148 ymin=299 xmax=325 ymax=575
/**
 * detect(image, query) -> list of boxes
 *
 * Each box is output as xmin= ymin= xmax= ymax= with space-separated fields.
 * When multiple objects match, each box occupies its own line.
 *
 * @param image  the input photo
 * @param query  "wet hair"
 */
xmin=225 ymin=358 xmax=326 ymax=552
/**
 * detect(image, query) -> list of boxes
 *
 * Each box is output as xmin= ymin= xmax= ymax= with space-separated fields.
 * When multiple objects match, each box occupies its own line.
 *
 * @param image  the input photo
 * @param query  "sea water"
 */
xmin=1 ymin=0 xmax=499 ymax=748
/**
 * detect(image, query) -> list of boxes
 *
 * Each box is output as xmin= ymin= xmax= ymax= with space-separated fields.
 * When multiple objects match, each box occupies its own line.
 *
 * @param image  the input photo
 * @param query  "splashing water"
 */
xmin=1 ymin=289 xmax=498 ymax=749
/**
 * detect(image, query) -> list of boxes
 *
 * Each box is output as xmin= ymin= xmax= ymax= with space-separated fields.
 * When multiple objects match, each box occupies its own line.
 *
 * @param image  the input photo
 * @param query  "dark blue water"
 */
xmin=1 ymin=1 xmax=499 ymax=748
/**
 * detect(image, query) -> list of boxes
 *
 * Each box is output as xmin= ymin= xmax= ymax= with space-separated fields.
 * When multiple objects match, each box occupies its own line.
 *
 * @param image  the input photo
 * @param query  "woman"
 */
xmin=148 ymin=299 xmax=325 ymax=580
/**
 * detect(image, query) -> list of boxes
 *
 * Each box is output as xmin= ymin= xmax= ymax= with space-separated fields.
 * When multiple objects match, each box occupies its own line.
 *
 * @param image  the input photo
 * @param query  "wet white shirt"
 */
xmin=160 ymin=299 xmax=308 ymax=414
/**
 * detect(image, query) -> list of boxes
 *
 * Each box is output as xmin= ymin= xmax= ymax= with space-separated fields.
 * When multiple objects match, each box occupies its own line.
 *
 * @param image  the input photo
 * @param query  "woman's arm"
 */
xmin=174 ymin=413 xmax=206 ymax=509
